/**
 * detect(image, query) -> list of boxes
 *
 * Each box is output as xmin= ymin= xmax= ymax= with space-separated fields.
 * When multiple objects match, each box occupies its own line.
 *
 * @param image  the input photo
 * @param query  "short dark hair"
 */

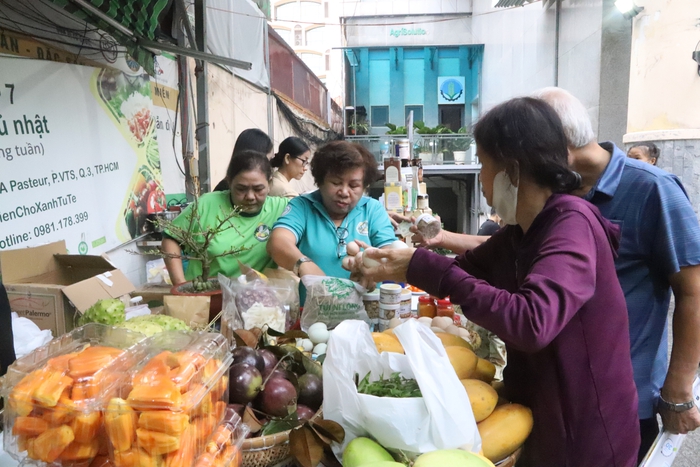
xmin=226 ymin=150 xmax=272 ymax=184
xmin=233 ymin=128 xmax=273 ymax=157
xmin=630 ymin=142 xmax=660 ymax=165
xmin=310 ymin=141 xmax=378 ymax=188
xmin=271 ymin=136 xmax=310 ymax=168
xmin=473 ymin=97 xmax=580 ymax=193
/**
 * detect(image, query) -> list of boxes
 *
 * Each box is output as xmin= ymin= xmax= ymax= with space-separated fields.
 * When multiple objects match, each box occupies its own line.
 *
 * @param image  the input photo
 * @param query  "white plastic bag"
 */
xmin=301 ymin=275 xmax=369 ymax=331
xmin=11 ymin=312 xmax=53 ymax=358
xmin=323 ymin=319 xmax=481 ymax=460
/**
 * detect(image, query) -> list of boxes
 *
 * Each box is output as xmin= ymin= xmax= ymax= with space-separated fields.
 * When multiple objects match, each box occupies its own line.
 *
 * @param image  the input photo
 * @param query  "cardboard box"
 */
xmin=132 ymin=284 xmax=173 ymax=307
xmin=0 ymin=240 xmax=135 ymax=336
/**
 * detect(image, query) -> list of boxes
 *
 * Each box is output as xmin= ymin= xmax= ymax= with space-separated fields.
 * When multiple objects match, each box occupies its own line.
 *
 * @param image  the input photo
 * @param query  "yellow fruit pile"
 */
xmin=104 ymin=350 xmax=230 ymax=467
xmin=8 ymin=345 xmax=125 ymax=464
xmin=371 ymin=327 xmax=533 ymax=463
xmin=6 ymin=335 xmax=237 ymax=467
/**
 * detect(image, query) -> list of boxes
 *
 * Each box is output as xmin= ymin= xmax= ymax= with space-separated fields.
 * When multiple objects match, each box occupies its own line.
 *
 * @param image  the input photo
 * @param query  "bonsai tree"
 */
xmin=142 ymin=194 xmax=248 ymax=292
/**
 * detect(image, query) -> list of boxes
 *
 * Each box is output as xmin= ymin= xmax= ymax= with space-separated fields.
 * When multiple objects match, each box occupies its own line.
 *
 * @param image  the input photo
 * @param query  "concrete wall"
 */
xmin=626 ymin=0 xmax=700 ymax=133
xmin=471 ymin=1 xmax=556 ymax=112
xmin=623 ymin=0 xmax=700 ymax=215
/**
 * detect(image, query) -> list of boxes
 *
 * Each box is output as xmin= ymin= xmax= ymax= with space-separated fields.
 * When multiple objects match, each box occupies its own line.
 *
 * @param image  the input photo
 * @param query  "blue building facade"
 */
xmin=345 ymin=45 xmax=483 ymax=133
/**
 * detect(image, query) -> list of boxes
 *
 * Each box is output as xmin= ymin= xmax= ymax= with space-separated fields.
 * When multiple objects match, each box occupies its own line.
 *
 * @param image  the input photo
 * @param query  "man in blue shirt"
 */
xmin=535 ymin=87 xmax=700 ymax=461
xmin=268 ymin=141 xmax=396 ymax=304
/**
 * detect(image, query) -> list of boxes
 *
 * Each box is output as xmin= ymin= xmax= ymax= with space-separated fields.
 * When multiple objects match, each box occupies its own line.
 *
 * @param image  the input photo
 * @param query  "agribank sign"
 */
xmin=0 ymin=57 xmax=166 ymax=254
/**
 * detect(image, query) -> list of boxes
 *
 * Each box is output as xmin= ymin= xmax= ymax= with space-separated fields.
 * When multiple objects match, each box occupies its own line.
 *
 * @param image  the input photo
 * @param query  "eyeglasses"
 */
xmin=336 ymin=227 xmax=349 ymax=258
xmin=297 ymin=157 xmax=309 ymax=168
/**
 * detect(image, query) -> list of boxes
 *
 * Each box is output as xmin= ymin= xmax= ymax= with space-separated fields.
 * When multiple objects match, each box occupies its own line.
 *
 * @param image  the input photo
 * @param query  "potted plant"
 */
xmin=348 ymin=118 xmax=369 ymax=135
xmin=142 ymin=195 xmax=247 ymax=320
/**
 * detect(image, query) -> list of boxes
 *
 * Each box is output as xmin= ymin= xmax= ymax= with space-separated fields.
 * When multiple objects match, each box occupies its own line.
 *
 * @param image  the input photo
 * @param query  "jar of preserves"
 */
xmin=436 ymin=298 xmax=454 ymax=319
xmin=418 ymin=295 xmax=436 ymax=318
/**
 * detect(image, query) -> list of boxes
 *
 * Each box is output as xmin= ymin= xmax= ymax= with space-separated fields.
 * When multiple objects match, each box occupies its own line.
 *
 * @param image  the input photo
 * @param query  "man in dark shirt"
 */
xmin=476 ymin=208 xmax=501 ymax=236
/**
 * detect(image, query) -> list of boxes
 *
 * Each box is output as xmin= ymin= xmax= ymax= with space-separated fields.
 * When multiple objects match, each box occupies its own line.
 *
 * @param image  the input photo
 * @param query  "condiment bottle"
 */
xmin=436 ymin=298 xmax=454 ymax=319
xmin=418 ymin=295 xmax=437 ymax=318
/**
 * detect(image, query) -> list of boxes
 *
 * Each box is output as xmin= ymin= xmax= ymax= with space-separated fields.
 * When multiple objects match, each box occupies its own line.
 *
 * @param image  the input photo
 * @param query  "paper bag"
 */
xmin=323 ymin=320 xmax=481 ymax=460
xmin=163 ymin=295 xmax=210 ymax=328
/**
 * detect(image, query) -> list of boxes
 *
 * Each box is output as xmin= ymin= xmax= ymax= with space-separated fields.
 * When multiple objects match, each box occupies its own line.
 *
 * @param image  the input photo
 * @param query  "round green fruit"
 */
xmin=414 ymin=449 xmax=495 ymax=467
xmin=342 ymin=437 xmax=393 ymax=467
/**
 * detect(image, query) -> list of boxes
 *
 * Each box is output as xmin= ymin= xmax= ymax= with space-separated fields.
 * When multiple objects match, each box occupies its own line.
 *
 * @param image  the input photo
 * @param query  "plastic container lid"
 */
xmin=436 ymin=299 xmax=453 ymax=307
xmin=400 ymin=289 xmax=412 ymax=298
xmin=418 ymin=296 xmax=434 ymax=304
xmin=380 ymin=283 xmax=403 ymax=293
xmin=362 ymin=289 xmax=380 ymax=301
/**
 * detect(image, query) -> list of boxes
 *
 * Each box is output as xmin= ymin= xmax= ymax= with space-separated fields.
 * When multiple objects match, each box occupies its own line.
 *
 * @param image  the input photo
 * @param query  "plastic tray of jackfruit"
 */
xmin=2 ymin=325 xmax=235 ymax=467
xmin=2 ymin=324 xmax=145 ymax=465
xmin=104 ymin=331 xmax=233 ymax=467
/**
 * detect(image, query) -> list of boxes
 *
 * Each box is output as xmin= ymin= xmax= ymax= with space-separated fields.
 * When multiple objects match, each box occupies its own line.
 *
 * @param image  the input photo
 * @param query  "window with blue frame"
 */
xmin=369 ymin=49 xmax=390 ymax=127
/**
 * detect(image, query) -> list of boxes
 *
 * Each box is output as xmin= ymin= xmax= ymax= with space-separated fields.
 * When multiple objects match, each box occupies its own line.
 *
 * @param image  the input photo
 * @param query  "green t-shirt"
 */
xmin=167 ymin=191 xmax=289 ymax=281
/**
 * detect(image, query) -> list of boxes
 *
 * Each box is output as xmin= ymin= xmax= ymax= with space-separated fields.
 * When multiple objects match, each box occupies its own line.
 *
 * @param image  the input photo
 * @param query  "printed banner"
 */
xmin=0 ymin=57 xmax=165 ymax=254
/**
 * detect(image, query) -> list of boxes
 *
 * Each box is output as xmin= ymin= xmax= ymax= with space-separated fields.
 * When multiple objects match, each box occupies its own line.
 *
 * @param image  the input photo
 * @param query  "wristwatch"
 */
xmin=658 ymin=394 xmax=698 ymax=413
xmin=293 ymin=256 xmax=311 ymax=275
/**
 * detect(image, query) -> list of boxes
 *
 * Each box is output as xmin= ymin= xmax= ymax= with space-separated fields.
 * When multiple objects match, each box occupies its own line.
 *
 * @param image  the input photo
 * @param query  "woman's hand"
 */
xmin=355 ymin=240 xmax=415 ymax=283
xmin=410 ymin=215 xmax=445 ymax=249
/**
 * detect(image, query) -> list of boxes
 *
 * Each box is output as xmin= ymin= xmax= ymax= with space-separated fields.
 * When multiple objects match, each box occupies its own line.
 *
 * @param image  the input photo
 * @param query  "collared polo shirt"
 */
xmin=273 ymin=190 xmax=396 ymax=303
xmin=585 ymin=142 xmax=700 ymax=419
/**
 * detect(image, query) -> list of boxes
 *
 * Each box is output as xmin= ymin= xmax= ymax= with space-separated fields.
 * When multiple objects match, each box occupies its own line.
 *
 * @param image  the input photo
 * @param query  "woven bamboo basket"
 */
xmin=494 ymin=446 xmax=522 ymax=467
xmin=240 ymin=409 xmax=323 ymax=467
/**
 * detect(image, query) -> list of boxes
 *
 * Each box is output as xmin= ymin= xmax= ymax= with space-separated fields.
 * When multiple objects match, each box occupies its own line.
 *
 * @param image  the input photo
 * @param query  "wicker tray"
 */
xmin=241 ymin=409 xmax=323 ymax=467
xmin=495 ymin=446 xmax=522 ymax=467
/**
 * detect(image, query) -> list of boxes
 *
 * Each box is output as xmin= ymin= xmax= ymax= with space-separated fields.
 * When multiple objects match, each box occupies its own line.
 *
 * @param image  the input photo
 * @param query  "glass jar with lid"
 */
xmin=418 ymin=295 xmax=437 ymax=318
xmin=436 ymin=298 xmax=454 ymax=319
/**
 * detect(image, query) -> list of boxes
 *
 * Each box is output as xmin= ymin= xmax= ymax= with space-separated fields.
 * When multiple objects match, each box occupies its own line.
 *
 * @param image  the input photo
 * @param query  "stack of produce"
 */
xmin=2 ymin=324 xmax=144 ymax=465
xmin=103 ymin=331 xmax=233 ymax=467
xmin=193 ymin=405 xmax=249 ymax=467
xmin=228 ymin=327 xmax=344 ymax=467
xmin=369 ymin=323 xmax=533 ymax=464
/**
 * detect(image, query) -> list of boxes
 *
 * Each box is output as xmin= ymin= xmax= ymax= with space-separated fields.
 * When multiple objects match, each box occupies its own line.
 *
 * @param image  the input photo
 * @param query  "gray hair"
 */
xmin=531 ymin=87 xmax=595 ymax=149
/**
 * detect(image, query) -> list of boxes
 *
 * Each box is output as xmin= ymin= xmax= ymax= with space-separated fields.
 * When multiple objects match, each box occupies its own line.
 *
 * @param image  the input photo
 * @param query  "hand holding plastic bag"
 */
xmin=323 ymin=319 xmax=481 ymax=460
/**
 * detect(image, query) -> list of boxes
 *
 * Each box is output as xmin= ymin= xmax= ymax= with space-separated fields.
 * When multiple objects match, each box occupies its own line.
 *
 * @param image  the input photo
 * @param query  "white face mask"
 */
xmin=491 ymin=170 xmax=519 ymax=225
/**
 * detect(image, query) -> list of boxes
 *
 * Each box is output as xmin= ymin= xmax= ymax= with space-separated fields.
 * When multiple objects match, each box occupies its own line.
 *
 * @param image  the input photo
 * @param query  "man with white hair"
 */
xmin=533 ymin=87 xmax=700 ymax=461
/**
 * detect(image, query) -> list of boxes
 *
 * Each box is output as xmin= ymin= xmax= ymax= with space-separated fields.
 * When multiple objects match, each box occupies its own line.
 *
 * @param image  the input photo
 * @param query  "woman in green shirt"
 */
xmin=163 ymin=150 xmax=289 ymax=284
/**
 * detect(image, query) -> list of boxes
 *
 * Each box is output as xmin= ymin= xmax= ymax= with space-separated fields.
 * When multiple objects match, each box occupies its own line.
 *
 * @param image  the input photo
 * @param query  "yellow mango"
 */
xmin=460 ymin=379 xmax=498 ymax=422
xmin=105 ymin=398 xmax=137 ymax=453
xmin=32 ymin=424 xmax=75 ymax=463
xmin=136 ymin=429 xmax=180 ymax=456
xmin=473 ymin=358 xmax=497 ymax=383
xmin=477 ymin=403 xmax=533 ymax=463
xmin=434 ymin=332 xmax=474 ymax=350
xmin=138 ymin=411 xmax=189 ymax=436
xmin=445 ymin=346 xmax=478 ymax=379
xmin=13 ymin=416 xmax=49 ymax=437
xmin=371 ymin=332 xmax=404 ymax=354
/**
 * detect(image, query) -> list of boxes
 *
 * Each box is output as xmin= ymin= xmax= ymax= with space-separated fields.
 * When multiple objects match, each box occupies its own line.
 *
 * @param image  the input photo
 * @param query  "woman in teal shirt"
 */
xmin=267 ymin=141 xmax=396 ymax=301
xmin=163 ymin=151 xmax=288 ymax=284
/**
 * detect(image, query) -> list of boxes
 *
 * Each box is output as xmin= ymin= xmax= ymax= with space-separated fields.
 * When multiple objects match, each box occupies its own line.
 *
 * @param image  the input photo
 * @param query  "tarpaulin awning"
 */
xmin=50 ymin=0 xmax=173 ymax=74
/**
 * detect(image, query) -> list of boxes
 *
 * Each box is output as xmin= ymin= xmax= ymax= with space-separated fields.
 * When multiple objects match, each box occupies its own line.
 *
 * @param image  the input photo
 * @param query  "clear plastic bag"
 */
xmin=300 ymin=275 xmax=370 ymax=331
xmin=219 ymin=272 xmax=299 ymax=333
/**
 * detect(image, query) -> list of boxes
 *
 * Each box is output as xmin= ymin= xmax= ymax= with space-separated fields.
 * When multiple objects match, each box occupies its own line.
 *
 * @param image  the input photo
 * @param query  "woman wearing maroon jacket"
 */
xmin=356 ymin=97 xmax=640 ymax=467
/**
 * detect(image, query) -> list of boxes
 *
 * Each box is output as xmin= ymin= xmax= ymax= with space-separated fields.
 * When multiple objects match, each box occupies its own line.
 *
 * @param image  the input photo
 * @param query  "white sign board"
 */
xmin=0 ymin=58 xmax=165 ymax=254
xmin=437 ymin=76 xmax=466 ymax=105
